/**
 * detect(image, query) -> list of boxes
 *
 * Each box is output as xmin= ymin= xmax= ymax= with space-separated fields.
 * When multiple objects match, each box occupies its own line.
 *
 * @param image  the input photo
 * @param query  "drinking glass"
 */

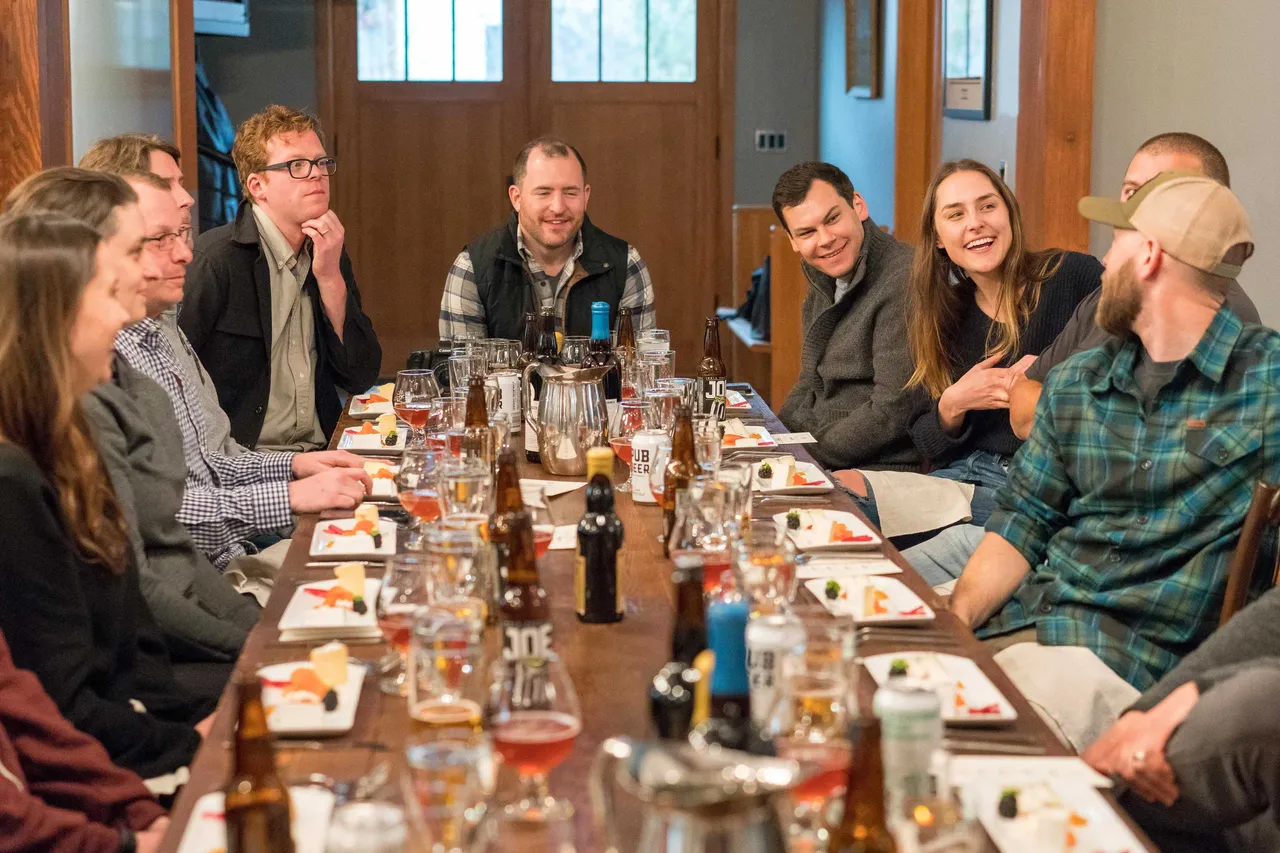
xmin=484 ymin=338 xmax=521 ymax=371
xmin=636 ymin=328 xmax=671 ymax=355
xmin=660 ymin=377 xmax=697 ymax=409
xmin=402 ymin=737 xmax=489 ymax=853
xmin=475 ymin=811 xmax=580 ymax=853
xmin=641 ymin=385 xmax=680 ymax=433
xmin=394 ymin=369 xmax=441 ymax=449
xmin=377 ymin=554 xmax=432 ymax=695
xmin=408 ymin=609 xmax=489 ymax=742
xmin=619 ymin=357 xmax=649 ymax=400
xmin=519 ymin=485 xmax=557 ymax=558
xmin=437 ymin=458 xmax=494 ymax=520
xmin=611 ymin=398 xmax=656 ymax=493
xmin=397 ymin=447 xmax=441 ymax=548
xmin=647 ymin=441 xmax=672 ymax=506
xmin=327 ymin=799 xmax=410 ymax=853
xmin=639 ymin=349 xmax=675 ymax=385
xmin=731 ymin=522 xmax=798 ymax=613
xmin=487 ymin=654 xmax=583 ymax=821
xmin=717 ymin=460 xmax=755 ymax=534
xmin=425 ymin=521 xmax=492 ymax=617
xmin=692 ymin=414 xmax=722 ymax=474
xmin=559 ymin=336 xmax=590 ymax=366
xmin=449 ymin=353 xmax=488 ymax=391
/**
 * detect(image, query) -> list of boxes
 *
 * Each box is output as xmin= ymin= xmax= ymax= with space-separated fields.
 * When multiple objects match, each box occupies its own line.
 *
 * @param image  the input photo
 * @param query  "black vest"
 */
xmin=465 ymin=214 xmax=629 ymax=339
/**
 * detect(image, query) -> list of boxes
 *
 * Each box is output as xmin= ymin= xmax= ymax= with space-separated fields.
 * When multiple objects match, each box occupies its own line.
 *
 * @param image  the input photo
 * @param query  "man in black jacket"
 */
xmin=180 ymin=105 xmax=381 ymax=450
xmin=440 ymin=137 xmax=656 ymax=341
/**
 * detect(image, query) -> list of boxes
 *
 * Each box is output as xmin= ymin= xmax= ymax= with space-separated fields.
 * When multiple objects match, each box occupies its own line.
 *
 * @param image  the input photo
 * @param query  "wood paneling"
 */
xmin=1016 ymin=0 xmax=1095 ymax=252
xmin=169 ymin=0 xmax=197 ymax=212
xmin=768 ymin=224 xmax=806 ymax=407
xmin=725 ymin=205 xmax=774 ymax=405
xmin=0 ymin=0 xmax=70 ymax=199
xmin=892 ymin=0 xmax=942 ymax=244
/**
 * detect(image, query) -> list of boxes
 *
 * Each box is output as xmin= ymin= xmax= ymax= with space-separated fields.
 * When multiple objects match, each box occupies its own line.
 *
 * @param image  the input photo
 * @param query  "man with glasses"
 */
xmin=180 ymin=105 xmax=381 ymax=451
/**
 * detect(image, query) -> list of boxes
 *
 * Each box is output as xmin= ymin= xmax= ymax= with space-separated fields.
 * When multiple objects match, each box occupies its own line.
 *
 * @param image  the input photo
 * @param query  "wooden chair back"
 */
xmin=768 ymin=224 xmax=806 ymax=408
xmin=1221 ymin=481 xmax=1280 ymax=625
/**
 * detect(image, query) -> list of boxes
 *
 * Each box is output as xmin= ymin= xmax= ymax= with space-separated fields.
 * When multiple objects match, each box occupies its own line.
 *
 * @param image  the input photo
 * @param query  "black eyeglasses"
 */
xmin=141 ymin=226 xmax=194 ymax=252
xmin=260 ymin=156 xmax=338 ymax=179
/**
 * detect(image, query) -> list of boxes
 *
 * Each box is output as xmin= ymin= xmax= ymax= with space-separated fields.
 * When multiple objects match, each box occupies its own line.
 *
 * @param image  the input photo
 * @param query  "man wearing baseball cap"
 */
xmin=948 ymin=171 xmax=1280 ymax=752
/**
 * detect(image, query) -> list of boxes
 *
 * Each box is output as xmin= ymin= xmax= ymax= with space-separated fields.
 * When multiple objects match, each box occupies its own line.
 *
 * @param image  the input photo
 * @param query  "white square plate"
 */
xmin=751 ymin=459 xmax=834 ymax=495
xmin=277 ymin=577 xmax=381 ymax=634
xmin=336 ymin=422 xmax=405 ymax=455
xmin=258 ymin=660 xmax=367 ymax=737
xmin=721 ymin=422 xmax=776 ymax=448
xmin=803 ymin=575 xmax=934 ymax=625
xmin=177 ymin=785 xmax=334 ymax=853
xmin=973 ymin=778 xmax=1149 ymax=853
xmin=362 ymin=461 xmax=399 ymax=500
xmin=773 ymin=509 xmax=881 ymax=551
xmin=309 ymin=518 xmax=398 ymax=561
xmin=348 ymin=385 xmax=394 ymax=418
xmin=727 ymin=390 xmax=751 ymax=410
xmin=862 ymin=651 xmax=1018 ymax=726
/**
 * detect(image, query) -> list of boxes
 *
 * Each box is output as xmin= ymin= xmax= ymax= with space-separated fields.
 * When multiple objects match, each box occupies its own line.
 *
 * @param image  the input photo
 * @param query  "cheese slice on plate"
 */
xmin=354 ymin=503 xmax=380 ymax=525
xmin=760 ymin=455 xmax=796 ymax=490
xmin=375 ymin=413 xmax=397 ymax=434
xmin=333 ymin=562 xmax=366 ymax=598
xmin=310 ymin=641 xmax=349 ymax=687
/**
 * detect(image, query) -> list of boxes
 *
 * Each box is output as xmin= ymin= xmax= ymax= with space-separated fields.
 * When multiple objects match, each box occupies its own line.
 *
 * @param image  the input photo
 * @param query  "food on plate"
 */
xmin=310 ymin=641 xmax=350 ymax=689
xmin=262 ymin=642 xmax=349 ymax=713
xmin=323 ymin=508 xmax=384 ymax=552
xmin=348 ymin=421 xmax=377 ymax=435
xmin=829 ymin=520 xmax=873 ymax=544
xmin=721 ymin=418 xmax=752 ymax=446
xmin=786 ymin=509 xmax=801 ymax=530
xmin=863 ymin=584 xmax=890 ymax=616
xmin=375 ymin=413 xmax=397 ymax=433
xmin=333 ymin=562 xmax=369 ymax=614
xmin=383 ymin=427 xmax=398 ymax=447
xmin=363 ymin=461 xmax=396 ymax=480
xmin=998 ymin=787 xmax=1020 ymax=818
xmin=888 ymin=658 xmax=910 ymax=678
xmin=824 ymin=579 xmax=841 ymax=600
xmin=758 ymin=462 xmax=773 ymax=479
xmin=357 ymin=382 xmax=394 ymax=405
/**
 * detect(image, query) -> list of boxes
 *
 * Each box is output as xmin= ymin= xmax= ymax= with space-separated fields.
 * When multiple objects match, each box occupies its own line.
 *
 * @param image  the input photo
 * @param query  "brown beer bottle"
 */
xmin=576 ymin=447 xmax=624 ymax=624
xmin=499 ymin=510 xmax=553 ymax=660
xmin=695 ymin=317 xmax=727 ymax=420
xmin=828 ymin=717 xmax=897 ymax=853
xmin=225 ymin=678 xmax=295 ymax=853
xmin=489 ymin=447 xmax=525 ymax=586
xmin=615 ymin=306 xmax=636 ymax=358
xmin=527 ymin=309 xmax=560 ymax=464
xmin=662 ymin=405 xmax=698 ymax=557
xmin=518 ymin=311 xmax=539 ymax=367
xmin=462 ymin=375 xmax=492 ymax=461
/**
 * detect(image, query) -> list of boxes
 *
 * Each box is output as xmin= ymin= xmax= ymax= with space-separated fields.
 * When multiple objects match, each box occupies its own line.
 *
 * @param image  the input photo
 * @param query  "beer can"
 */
xmin=629 ymin=428 xmax=669 ymax=504
xmin=874 ymin=678 xmax=943 ymax=826
xmin=744 ymin=613 xmax=806 ymax=728
xmin=486 ymin=370 xmax=521 ymax=433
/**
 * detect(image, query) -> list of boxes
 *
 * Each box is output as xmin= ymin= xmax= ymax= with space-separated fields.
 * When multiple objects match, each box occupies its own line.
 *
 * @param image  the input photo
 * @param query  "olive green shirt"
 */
xmin=251 ymin=205 xmax=326 ymax=452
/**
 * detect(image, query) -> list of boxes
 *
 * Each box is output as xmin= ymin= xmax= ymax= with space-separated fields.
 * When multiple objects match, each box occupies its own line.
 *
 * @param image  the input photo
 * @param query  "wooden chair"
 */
xmin=1220 ymin=481 xmax=1280 ymax=625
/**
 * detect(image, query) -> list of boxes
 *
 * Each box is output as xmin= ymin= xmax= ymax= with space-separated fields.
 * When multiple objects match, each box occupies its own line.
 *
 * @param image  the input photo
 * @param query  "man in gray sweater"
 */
xmin=772 ymin=163 xmax=918 ymax=472
xmin=1083 ymin=586 xmax=1280 ymax=853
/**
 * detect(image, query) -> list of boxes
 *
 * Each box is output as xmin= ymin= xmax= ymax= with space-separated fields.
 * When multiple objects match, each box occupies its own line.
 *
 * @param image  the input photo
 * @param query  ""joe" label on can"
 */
xmin=629 ymin=429 xmax=669 ymax=504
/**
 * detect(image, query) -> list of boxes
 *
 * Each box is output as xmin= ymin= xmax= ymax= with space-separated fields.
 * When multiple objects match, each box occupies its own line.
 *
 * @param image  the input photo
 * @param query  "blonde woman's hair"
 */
xmin=906 ymin=159 xmax=1064 ymax=398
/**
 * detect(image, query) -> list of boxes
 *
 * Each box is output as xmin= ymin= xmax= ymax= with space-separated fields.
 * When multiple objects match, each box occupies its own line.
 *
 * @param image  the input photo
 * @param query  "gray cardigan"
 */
xmin=83 ymin=358 xmax=259 ymax=661
xmin=777 ymin=220 xmax=920 ymax=471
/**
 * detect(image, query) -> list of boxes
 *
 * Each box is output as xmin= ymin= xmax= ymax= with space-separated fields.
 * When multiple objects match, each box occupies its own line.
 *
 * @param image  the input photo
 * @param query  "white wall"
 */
xmin=1092 ymin=0 xmax=1280 ymax=325
xmin=70 ymin=0 xmax=174 ymax=160
xmin=733 ymin=0 xmax=821 ymax=205
xmin=939 ymin=0 xmax=1019 ymax=187
xmin=818 ymin=0 xmax=899 ymax=226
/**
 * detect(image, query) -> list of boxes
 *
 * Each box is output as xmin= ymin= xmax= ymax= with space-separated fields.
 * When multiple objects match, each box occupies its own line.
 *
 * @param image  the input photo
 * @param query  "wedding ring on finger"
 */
xmin=1132 ymin=749 xmax=1147 ymax=768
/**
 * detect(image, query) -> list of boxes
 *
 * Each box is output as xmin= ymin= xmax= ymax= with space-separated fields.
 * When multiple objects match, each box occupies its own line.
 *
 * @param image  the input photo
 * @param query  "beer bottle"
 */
xmin=828 ymin=716 xmax=897 ymax=853
xmin=615 ymin=307 xmax=636 ymax=361
xmin=649 ymin=555 xmax=706 ymax=739
xmin=695 ymin=317 xmax=727 ymax=420
xmin=688 ymin=590 xmax=769 ymax=754
xmin=499 ymin=510 xmax=553 ymax=660
xmin=225 ymin=678 xmax=295 ymax=853
xmin=526 ymin=309 xmax=560 ymax=464
xmin=518 ymin=311 xmax=539 ymax=367
xmin=489 ymin=447 xmax=525 ymax=587
xmin=462 ymin=375 xmax=492 ymax=462
xmin=576 ymin=447 xmax=624 ymax=624
xmin=581 ymin=301 xmax=619 ymax=398
xmin=662 ymin=405 xmax=698 ymax=557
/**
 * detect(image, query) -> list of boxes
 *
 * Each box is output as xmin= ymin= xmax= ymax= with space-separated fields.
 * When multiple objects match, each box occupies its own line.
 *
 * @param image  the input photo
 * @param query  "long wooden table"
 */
xmin=160 ymin=388 xmax=1150 ymax=852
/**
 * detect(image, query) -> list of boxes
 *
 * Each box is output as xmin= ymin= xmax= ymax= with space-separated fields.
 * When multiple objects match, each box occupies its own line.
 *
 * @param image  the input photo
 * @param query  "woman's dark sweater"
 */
xmin=0 ymin=443 xmax=210 ymax=780
xmin=908 ymin=250 xmax=1103 ymax=463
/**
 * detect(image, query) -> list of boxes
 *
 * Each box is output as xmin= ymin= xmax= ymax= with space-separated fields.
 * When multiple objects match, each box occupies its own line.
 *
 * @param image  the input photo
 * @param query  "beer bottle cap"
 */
xmin=586 ymin=446 xmax=614 ymax=481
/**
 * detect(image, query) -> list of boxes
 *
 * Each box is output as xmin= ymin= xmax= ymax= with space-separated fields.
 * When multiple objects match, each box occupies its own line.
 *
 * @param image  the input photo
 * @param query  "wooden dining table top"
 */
xmin=159 ymin=385 xmax=1154 ymax=853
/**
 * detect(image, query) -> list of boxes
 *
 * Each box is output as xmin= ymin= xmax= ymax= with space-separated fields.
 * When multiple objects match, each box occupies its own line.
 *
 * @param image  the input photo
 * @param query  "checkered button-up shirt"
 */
xmin=115 ymin=318 xmax=295 ymax=569
xmin=981 ymin=306 xmax=1280 ymax=690
xmin=439 ymin=228 xmax=656 ymax=340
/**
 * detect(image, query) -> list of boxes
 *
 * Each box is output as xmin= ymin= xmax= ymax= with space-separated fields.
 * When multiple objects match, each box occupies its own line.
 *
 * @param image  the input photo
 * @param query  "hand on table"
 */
xmin=289 ymin=467 xmax=371 ymax=513
xmin=1082 ymin=682 xmax=1199 ymax=805
xmin=293 ymin=449 xmax=368 ymax=479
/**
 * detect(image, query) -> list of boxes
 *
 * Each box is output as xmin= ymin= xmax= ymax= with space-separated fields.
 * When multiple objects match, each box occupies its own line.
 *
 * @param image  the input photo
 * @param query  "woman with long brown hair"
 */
xmin=0 ymin=212 xmax=213 ymax=785
xmin=903 ymin=159 xmax=1100 ymax=531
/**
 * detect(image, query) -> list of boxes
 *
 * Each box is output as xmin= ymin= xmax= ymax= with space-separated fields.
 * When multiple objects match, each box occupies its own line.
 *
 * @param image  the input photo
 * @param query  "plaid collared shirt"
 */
xmin=981 ymin=306 xmax=1280 ymax=690
xmin=115 ymin=318 xmax=295 ymax=569
xmin=439 ymin=228 xmax=656 ymax=340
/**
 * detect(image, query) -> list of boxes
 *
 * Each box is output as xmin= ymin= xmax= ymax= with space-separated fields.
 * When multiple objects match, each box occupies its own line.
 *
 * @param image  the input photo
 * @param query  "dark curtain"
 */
xmin=195 ymin=49 xmax=241 ymax=231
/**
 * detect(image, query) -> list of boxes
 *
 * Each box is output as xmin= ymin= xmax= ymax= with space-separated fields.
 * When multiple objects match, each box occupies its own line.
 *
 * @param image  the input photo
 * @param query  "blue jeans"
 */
xmin=902 ymin=524 xmax=986 ymax=587
xmin=849 ymin=451 xmax=1011 ymax=532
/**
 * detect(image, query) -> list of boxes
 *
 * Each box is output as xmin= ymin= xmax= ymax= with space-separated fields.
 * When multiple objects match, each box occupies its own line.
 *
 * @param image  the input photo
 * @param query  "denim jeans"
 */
xmin=902 ymin=523 xmax=986 ymax=587
xmin=850 ymin=451 xmax=1010 ymax=534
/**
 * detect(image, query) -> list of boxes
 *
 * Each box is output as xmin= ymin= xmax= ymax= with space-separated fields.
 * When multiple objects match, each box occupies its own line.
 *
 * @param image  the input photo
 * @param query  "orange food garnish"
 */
xmin=830 ymin=521 xmax=852 ymax=542
xmin=955 ymin=693 xmax=965 ymax=709
xmin=790 ymin=472 xmax=808 ymax=486
xmin=352 ymin=518 xmax=375 ymax=534
xmin=1068 ymin=812 xmax=1087 ymax=827
xmin=364 ymin=393 xmax=389 ymax=403
xmin=872 ymin=589 xmax=890 ymax=615
xmin=723 ymin=433 xmax=746 ymax=446
xmin=1066 ymin=829 xmax=1077 ymax=848
xmin=349 ymin=422 xmax=377 ymax=435
xmin=372 ymin=468 xmax=395 ymax=479
xmin=321 ymin=586 xmax=354 ymax=607
xmin=286 ymin=667 xmax=328 ymax=698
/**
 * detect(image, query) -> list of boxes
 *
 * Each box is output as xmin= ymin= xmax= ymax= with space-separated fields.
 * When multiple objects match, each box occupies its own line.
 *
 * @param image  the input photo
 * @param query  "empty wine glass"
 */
xmin=731 ymin=522 xmax=799 ymax=613
xmin=437 ymin=457 xmax=494 ymax=520
xmin=377 ymin=554 xmax=432 ymax=695
xmin=487 ymin=653 xmax=583 ymax=822
xmin=449 ymin=353 xmax=488 ymax=391
xmin=636 ymin=328 xmax=671 ymax=355
xmin=394 ymin=369 xmax=441 ymax=448
xmin=402 ymin=736 xmax=488 ymax=853
xmin=559 ymin=336 xmax=590 ymax=366
xmin=692 ymin=414 xmax=722 ymax=474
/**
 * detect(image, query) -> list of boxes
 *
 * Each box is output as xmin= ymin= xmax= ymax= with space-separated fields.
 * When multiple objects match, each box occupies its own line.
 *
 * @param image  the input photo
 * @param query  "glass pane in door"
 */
xmin=648 ymin=0 xmax=696 ymax=82
xmin=551 ymin=0 xmax=601 ymax=82
xmin=357 ymin=0 xmax=407 ymax=81
xmin=454 ymin=0 xmax=504 ymax=81
xmin=408 ymin=0 xmax=454 ymax=81
xmin=601 ymin=0 xmax=646 ymax=82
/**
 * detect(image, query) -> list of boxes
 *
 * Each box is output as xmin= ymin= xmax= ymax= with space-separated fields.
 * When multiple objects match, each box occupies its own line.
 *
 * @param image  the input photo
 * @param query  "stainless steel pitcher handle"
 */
xmin=521 ymin=361 xmax=541 ymax=444
xmin=590 ymin=737 xmax=631 ymax=853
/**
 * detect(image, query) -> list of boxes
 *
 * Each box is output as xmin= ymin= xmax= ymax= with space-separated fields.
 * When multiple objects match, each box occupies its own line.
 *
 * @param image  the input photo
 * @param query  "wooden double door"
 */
xmin=319 ymin=0 xmax=731 ymax=374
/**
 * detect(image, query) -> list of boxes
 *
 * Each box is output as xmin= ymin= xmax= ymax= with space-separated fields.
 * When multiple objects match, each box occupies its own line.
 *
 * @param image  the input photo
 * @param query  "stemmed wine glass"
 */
xmin=611 ymin=398 xmax=656 ymax=493
xmin=395 ymin=447 xmax=440 ymax=550
xmin=376 ymin=554 xmax=432 ymax=695
xmin=394 ymin=369 xmax=441 ymax=449
xmin=487 ymin=654 xmax=582 ymax=822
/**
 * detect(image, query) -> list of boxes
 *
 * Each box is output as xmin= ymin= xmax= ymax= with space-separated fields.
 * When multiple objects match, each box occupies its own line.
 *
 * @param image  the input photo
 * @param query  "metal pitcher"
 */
xmin=590 ymin=737 xmax=801 ymax=853
xmin=521 ymin=362 xmax=611 ymax=476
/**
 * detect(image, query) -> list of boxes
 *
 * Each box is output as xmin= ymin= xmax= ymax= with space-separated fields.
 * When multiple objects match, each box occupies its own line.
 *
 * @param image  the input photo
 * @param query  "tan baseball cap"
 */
xmin=1078 ymin=170 xmax=1254 ymax=278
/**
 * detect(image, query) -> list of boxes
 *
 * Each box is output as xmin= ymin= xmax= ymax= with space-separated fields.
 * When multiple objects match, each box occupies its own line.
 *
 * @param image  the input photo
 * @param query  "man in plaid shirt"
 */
xmin=950 ymin=171 xmax=1276 ymax=749
xmin=114 ymin=174 xmax=370 ymax=578
xmin=439 ymin=137 xmax=655 ymax=343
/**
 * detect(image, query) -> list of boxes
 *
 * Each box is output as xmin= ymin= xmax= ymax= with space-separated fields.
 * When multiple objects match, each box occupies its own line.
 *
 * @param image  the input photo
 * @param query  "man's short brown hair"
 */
xmin=772 ymin=162 xmax=857 ymax=233
xmin=232 ymin=105 xmax=325 ymax=203
xmin=0 ymin=167 xmax=137 ymax=238
xmin=1138 ymin=132 xmax=1230 ymax=187
xmin=79 ymin=134 xmax=181 ymax=175
xmin=513 ymin=137 xmax=587 ymax=185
